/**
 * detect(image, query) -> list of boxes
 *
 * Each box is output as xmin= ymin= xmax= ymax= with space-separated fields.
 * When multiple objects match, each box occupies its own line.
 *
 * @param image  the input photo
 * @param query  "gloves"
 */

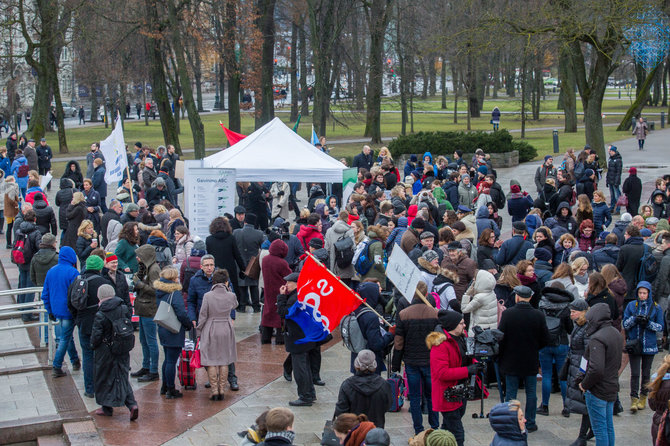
xmin=239 ymin=270 xmax=246 ymax=280
xmin=48 ymin=314 xmax=57 ymax=322
xmin=635 ymin=315 xmax=649 ymax=328
xmin=466 ymin=362 xmax=485 ymax=375
xmin=277 ymin=191 xmax=285 ymax=196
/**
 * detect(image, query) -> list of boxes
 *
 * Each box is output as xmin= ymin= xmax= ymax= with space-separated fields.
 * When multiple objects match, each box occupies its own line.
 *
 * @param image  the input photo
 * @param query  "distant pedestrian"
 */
xmin=491 ymin=107 xmax=500 ymax=131
xmin=622 ymin=167 xmax=642 ymax=217
xmin=78 ymin=106 xmax=85 ymax=125
xmin=605 ymin=146 xmax=622 ymax=214
xmin=632 ymin=117 xmax=648 ymax=150
xmin=16 ymin=112 xmax=21 ymax=131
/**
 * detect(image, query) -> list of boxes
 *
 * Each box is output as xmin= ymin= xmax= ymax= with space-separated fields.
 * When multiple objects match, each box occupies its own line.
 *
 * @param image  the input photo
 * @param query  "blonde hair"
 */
xmin=577 ymin=194 xmax=592 ymax=213
xmin=29 ymin=170 xmax=39 ymax=182
xmin=498 ymin=265 xmax=521 ymax=288
xmin=168 ymin=208 xmax=182 ymax=221
xmin=153 ymin=204 xmax=167 ymax=214
xmin=648 ymin=355 xmax=670 ymax=398
xmin=72 ymin=191 xmax=86 ymax=205
xmin=545 ymin=178 xmax=555 ymax=187
xmin=378 ymin=146 xmax=392 ymax=160
xmin=5 ymin=175 xmax=15 ymax=183
xmin=571 ymin=257 xmax=589 ymax=274
xmin=507 ymin=399 xmax=523 ymax=414
xmin=593 ymin=190 xmax=606 ymax=202
xmin=601 ymin=264 xmax=624 ymax=285
xmin=160 ymin=267 xmax=179 ymax=281
xmin=77 ymin=219 xmax=96 ymax=238
xmin=299 ymin=208 xmax=310 ymax=219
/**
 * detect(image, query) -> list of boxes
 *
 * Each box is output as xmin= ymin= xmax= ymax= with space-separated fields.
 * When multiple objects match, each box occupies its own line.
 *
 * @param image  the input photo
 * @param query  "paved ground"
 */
xmin=0 ymin=128 xmax=667 ymax=444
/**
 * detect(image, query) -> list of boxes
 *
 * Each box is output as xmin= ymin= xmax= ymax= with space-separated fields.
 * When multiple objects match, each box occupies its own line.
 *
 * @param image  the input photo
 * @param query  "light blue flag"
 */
xmin=311 ymin=125 xmax=319 ymax=146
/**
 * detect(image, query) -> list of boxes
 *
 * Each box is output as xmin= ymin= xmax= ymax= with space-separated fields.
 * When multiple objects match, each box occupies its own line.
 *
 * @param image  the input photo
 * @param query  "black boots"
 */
xmin=165 ymin=387 xmax=183 ymax=399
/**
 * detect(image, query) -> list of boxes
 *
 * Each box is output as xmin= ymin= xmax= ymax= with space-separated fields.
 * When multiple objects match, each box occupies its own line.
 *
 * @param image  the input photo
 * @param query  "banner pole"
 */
xmin=126 ymin=166 xmax=134 ymax=203
xmin=305 ymin=253 xmax=392 ymax=326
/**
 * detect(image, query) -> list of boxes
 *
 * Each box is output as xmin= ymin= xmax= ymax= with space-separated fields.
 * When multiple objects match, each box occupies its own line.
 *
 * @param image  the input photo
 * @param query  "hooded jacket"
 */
xmin=392 ymin=301 xmax=439 ymax=370
xmin=10 ymin=156 xmax=29 ymax=189
xmin=506 ymin=192 xmax=534 ymax=222
xmin=442 ymin=180 xmax=460 ymax=209
xmin=29 ymin=246 xmax=58 ymax=286
xmin=565 ymin=315 xmax=589 ymax=415
xmin=296 ymin=224 xmax=323 ymax=251
xmin=593 ymin=243 xmax=619 ymax=270
xmin=458 ymin=181 xmax=477 ymax=210
xmin=475 ymin=206 xmax=500 ymax=238
xmin=581 ymin=303 xmax=623 ymax=401
xmin=154 ymin=278 xmax=192 ymax=347
xmin=334 ymin=371 xmax=393 ymax=428
xmin=55 ymin=178 xmax=75 ymax=232
xmin=495 ymin=235 xmax=533 ymax=267
xmin=554 ymin=202 xmax=578 ymax=235
xmin=622 ymin=171 xmax=642 ymax=214
xmin=489 ymin=402 xmax=528 ymax=446
xmin=33 ymin=196 xmax=57 ymax=235
xmin=427 ymin=329 xmax=470 ymax=412
xmin=650 ymin=189 xmax=669 ymax=219
xmin=133 ymin=244 xmax=161 ymax=318
xmin=260 ymin=240 xmax=291 ymax=328
xmin=385 ymin=216 xmax=408 ymax=249
xmin=461 ymin=270 xmax=498 ymax=335
xmin=350 ymin=282 xmax=394 ymax=373
xmin=606 ymin=151 xmax=622 ymax=187
xmin=205 ymin=230 xmax=246 ymax=290
xmin=41 ymin=247 xmax=80 ymax=319
xmin=361 ymin=228 xmax=387 ymax=288
xmin=17 ymin=220 xmax=42 ymax=272
xmin=539 ymin=286 xmax=574 ymax=346
xmin=325 ymin=220 xmax=355 ymax=278
xmin=591 ymin=201 xmax=611 ymax=235
xmin=623 ymin=281 xmax=664 ymax=355
xmin=611 ymin=219 xmax=629 ymax=247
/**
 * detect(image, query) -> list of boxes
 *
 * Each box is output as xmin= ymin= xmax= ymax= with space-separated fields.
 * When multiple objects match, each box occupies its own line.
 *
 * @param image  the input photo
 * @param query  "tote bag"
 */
xmin=153 ymin=292 xmax=181 ymax=334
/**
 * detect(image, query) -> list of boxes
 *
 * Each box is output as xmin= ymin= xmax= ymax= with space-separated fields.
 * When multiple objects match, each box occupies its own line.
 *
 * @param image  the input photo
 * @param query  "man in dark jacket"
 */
xmin=616 ymin=224 xmax=645 ymax=302
xmin=101 ymin=200 xmax=122 ymax=247
xmin=277 ymin=272 xmax=319 ymax=406
xmin=91 ymin=158 xmax=107 ymax=212
xmin=29 ymin=233 xmax=58 ymax=287
xmin=606 ymin=146 xmax=623 ymax=214
xmin=350 ymin=283 xmax=394 ymax=376
xmin=352 ymin=145 xmax=373 ymax=172
xmin=24 ymin=139 xmax=38 ymax=171
xmin=16 ymin=209 xmax=42 ymax=321
xmin=67 ymin=255 xmax=109 ymax=397
xmin=334 ymin=349 xmax=392 ymax=428
xmin=32 ymin=193 xmax=57 ymax=236
xmin=498 ymin=285 xmax=550 ymax=432
xmin=36 ymin=138 xmax=53 ymax=189
xmin=233 ymin=213 xmax=265 ymax=312
xmin=495 ymin=222 xmax=534 ymax=267
xmin=579 ymin=303 xmax=623 ymax=445
xmin=442 ymin=173 xmax=460 ymax=210
xmin=145 ymin=177 xmax=171 ymax=210
xmin=157 ymin=160 xmax=183 ymax=206
xmin=391 ymin=289 xmax=439 ymax=434
xmin=534 ymin=156 xmax=557 ymax=193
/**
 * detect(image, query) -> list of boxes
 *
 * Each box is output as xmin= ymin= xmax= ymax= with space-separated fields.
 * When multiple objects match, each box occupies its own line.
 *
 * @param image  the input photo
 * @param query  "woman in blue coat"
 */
xmin=591 ymin=190 xmax=612 ymax=236
xmin=623 ymin=281 xmax=664 ymax=413
xmin=154 ymin=267 xmax=192 ymax=399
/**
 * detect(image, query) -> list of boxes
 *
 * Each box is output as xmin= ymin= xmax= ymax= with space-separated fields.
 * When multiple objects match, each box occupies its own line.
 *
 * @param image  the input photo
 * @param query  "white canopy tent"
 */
xmin=202 ymin=117 xmax=346 ymax=182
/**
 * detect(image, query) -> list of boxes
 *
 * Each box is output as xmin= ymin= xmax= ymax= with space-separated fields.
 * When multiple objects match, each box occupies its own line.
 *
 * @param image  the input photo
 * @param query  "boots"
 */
xmin=165 ymin=387 xmax=183 ymax=399
xmin=568 ymin=438 xmax=587 ymax=446
xmin=630 ymin=397 xmax=639 ymax=413
xmin=637 ymin=395 xmax=647 ymax=410
xmin=218 ymin=365 xmax=227 ymax=400
xmin=6 ymin=221 xmax=12 ymax=248
xmin=0 ymin=217 xmax=5 ymax=234
xmin=207 ymin=366 xmax=220 ymax=400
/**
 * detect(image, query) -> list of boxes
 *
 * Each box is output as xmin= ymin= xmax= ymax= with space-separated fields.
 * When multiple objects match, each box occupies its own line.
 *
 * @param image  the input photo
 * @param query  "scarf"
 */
xmin=264 ymin=431 xmax=295 ymax=444
xmin=517 ymin=273 xmax=537 ymax=286
xmin=574 ymin=273 xmax=589 ymax=285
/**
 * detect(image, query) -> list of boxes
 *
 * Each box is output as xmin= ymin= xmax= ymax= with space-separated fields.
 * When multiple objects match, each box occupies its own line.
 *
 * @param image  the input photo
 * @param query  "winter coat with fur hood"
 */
xmin=427 ymin=329 xmax=470 ymax=412
xmin=461 ymin=270 xmax=498 ymax=336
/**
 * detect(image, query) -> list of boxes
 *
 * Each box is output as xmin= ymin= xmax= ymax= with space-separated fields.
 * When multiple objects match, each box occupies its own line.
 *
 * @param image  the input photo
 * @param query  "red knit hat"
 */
xmin=629 ymin=167 xmax=637 ymax=174
xmin=105 ymin=254 xmax=118 ymax=262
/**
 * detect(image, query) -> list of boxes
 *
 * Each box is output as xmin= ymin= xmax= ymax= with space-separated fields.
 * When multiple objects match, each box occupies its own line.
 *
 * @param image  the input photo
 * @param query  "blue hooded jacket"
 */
xmin=422 ymin=152 xmax=438 ymax=177
xmin=386 ymin=216 xmax=408 ymax=249
xmin=42 ymin=247 xmax=80 ymax=319
xmin=10 ymin=156 xmax=29 ymax=189
xmin=489 ymin=401 xmax=528 ymax=445
xmin=623 ymin=281 xmax=664 ymax=355
xmin=476 ymin=206 xmax=500 ymax=238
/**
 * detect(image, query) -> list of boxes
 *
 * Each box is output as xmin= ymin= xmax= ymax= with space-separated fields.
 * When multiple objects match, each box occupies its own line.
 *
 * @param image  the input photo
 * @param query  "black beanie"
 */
xmin=438 ymin=310 xmax=462 ymax=332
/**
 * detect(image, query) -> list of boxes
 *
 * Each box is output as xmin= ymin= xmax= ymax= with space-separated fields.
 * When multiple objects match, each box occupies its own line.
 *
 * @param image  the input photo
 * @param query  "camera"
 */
xmin=465 ymin=326 xmax=503 ymax=360
xmin=444 ymin=375 xmax=477 ymax=402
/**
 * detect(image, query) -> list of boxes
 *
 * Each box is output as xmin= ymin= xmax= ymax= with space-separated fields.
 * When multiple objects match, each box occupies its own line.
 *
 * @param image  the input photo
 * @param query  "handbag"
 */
xmin=616 ymin=193 xmax=628 ymax=207
xmin=244 ymin=255 xmax=261 ymax=280
xmin=153 ymin=292 xmax=181 ymax=334
xmin=190 ymin=340 xmax=202 ymax=369
xmin=625 ymin=338 xmax=643 ymax=355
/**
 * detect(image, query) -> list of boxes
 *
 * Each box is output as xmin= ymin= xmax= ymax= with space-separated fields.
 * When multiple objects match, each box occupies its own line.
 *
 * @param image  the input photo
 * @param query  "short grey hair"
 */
xmin=200 ymin=254 xmax=215 ymax=265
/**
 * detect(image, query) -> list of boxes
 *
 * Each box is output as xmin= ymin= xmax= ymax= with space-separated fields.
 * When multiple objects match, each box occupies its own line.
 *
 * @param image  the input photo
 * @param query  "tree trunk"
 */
xmin=419 ymin=57 xmax=428 ymax=99
xmin=466 ymin=53 xmax=480 ymax=119
xmin=194 ymin=45 xmax=204 ymax=112
xmin=289 ymin=21 xmax=299 ymax=122
xmin=520 ymin=56 xmax=527 ymax=139
xmin=452 ymin=65 xmax=458 ymax=124
xmin=559 ymin=48 xmax=577 ymax=132
xmin=254 ymin=0 xmax=277 ymax=129
xmin=299 ymin=23 xmax=309 ymax=117
xmin=224 ymin=0 xmax=241 ymax=132
xmin=441 ymin=57 xmax=447 ymax=109
xmin=428 ymin=55 xmax=436 ymax=96
xmin=617 ymin=65 xmax=660 ymax=131
xmin=662 ymin=58 xmax=668 ymax=107
xmin=395 ymin=2 xmax=407 ymax=135
xmin=363 ymin=0 xmax=392 ymax=144
xmin=351 ymin=14 xmax=365 ymax=111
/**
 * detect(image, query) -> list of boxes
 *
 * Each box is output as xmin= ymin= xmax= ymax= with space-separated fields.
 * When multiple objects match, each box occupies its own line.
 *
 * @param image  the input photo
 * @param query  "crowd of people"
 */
xmin=3 ymin=134 xmax=670 ymax=445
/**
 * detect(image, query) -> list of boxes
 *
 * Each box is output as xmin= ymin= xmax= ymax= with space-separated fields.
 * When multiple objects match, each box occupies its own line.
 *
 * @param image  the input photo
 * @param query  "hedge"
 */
xmin=387 ymin=130 xmax=538 ymax=163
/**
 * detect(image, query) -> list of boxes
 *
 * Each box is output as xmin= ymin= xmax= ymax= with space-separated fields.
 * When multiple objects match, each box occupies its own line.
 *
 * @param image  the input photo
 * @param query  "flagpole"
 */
xmin=305 ymin=253 xmax=392 ymax=326
xmin=126 ymin=166 xmax=134 ymax=203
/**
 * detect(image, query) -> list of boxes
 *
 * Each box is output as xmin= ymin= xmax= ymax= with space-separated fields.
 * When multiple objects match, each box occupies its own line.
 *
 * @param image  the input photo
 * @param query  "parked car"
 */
xmin=50 ymin=102 xmax=77 ymax=117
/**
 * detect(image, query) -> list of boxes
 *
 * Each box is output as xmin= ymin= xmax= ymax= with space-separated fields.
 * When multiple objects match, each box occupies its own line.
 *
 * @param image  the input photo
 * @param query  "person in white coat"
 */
xmin=270 ymin=182 xmax=291 ymax=221
xmin=461 ymin=269 xmax=499 ymax=336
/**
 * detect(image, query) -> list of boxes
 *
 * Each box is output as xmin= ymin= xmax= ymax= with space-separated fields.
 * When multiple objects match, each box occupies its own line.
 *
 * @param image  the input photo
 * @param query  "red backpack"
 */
xmin=17 ymin=164 xmax=29 ymax=178
xmin=11 ymin=233 xmax=27 ymax=265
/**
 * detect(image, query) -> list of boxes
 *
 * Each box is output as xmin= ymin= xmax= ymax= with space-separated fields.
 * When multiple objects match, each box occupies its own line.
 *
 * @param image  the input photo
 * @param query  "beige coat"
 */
xmin=196 ymin=283 xmax=238 ymax=366
xmin=270 ymin=182 xmax=290 ymax=220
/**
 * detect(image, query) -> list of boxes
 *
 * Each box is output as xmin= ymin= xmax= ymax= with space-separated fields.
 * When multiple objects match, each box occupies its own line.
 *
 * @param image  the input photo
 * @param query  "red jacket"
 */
xmin=296 ymin=224 xmax=323 ymax=251
xmin=428 ymin=329 xmax=469 ymax=412
xmin=25 ymin=189 xmax=49 ymax=206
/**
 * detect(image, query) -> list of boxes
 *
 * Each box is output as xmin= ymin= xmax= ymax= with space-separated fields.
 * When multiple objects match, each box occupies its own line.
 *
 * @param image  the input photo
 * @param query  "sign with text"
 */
xmin=386 ymin=247 xmax=421 ymax=304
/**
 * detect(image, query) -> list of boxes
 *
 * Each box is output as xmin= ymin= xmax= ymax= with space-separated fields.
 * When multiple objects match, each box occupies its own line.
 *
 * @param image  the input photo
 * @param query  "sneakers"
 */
xmin=229 ymin=377 xmax=239 ymax=391
xmin=537 ymin=405 xmax=549 ymax=416
xmin=137 ymin=372 xmax=159 ymax=382
xmin=130 ymin=368 xmax=149 ymax=378
xmin=71 ymin=360 xmax=81 ymax=371
xmin=52 ymin=368 xmax=66 ymax=378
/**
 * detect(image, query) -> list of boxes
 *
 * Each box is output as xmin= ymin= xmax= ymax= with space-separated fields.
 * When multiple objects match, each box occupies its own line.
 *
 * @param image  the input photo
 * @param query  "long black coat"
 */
xmin=205 ymin=231 xmax=245 ymax=293
xmin=63 ymin=202 xmax=87 ymax=249
xmin=622 ymin=173 xmax=642 ymax=216
xmin=616 ymin=236 xmax=645 ymax=301
xmin=55 ymin=178 xmax=75 ymax=233
xmin=90 ymin=296 xmax=134 ymax=408
xmin=498 ymin=301 xmax=550 ymax=376
xmin=565 ymin=320 xmax=589 ymax=415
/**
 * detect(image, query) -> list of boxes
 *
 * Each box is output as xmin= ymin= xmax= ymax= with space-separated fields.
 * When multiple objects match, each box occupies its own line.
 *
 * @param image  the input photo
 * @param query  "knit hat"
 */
xmin=404 ymin=175 xmax=415 ymax=185
xmin=86 ymin=255 xmax=104 ymax=271
xmin=534 ymin=247 xmax=552 ymax=262
xmin=584 ymin=169 xmax=595 ymax=177
xmin=40 ymin=233 xmax=56 ymax=247
xmin=544 ymin=155 xmax=553 ymax=162
xmin=422 ymin=250 xmax=439 ymax=263
xmin=481 ymin=259 xmax=497 ymax=271
xmin=569 ymin=298 xmax=589 ymax=311
xmin=451 ymin=221 xmax=466 ymax=232
xmin=191 ymin=239 xmax=206 ymax=256
xmin=234 ymin=205 xmax=246 ymax=214
xmin=410 ymin=154 xmax=418 ymax=162
xmin=437 ymin=310 xmax=463 ymax=332
xmin=134 ymin=141 xmax=142 ymax=149
xmin=308 ymin=238 xmax=323 ymax=249
xmin=510 ymin=184 xmax=521 ymax=193
xmin=457 ymin=205 xmax=471 ymax=214
xmin=97 ymin=284 xmax=115 ymax=301
xmin=411 ymin=170 xmax=422 ymax=179
xmin=420 ymin=231 xmax=435 ymax=240
xmin=354 ymin=349 xmax=377 ymax=372
xmin=364 ymin=428 xmax=390 ymax=446
xmin=447 ymin=241 xmax=462 ymax=251
xmin=393 ymin=204 xmax=406 ymax=215
xmin=34 ymin=192 xmax=44 ymax=202
xmin=641 ymin=228 xmax=652 ymax=237
xmin=154 ymin=177 xmax=166 ymax=186
xmin=411 ymin=218 xmax=426 ymax=229
xmin=245 ymin=213 xmax=257 ymax=226
xmin=461 ymin=174 xmax=470 ymax=181
xmin=475 ymin=148 xmax=485 ymax=156
xmin=126 ymin=203 xmax=140 ymax=213
xmin=621 ymin=212 xmax=632 ymax=222
xmin=513 ymin=285 xmax=533 ymax=299
xmin=425 ymin=430 xmax=457 ymax=446
xmin=609 ymin=145 xmax=617 ymax=152
xmin=105 ymin=254 xmax=118 ymax=262
xmin=629 ymin=167 xmax=637 ymax=175
xmin=477 ymin=165 xmax=488 ymax=175
xmin=512 ymin=221 xmax=527 ymax=232
xmin=646 ymin=217 xmax=660 ymax=226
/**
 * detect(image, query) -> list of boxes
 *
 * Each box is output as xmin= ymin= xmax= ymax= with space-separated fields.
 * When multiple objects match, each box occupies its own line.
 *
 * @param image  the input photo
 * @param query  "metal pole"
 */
xmin=552 ymin=130 xmax=559 ymax=154
xmin=662 ymin=111 xmax=665 ymax=129
xmin=48 ymin=317 xmax=54 ymax=363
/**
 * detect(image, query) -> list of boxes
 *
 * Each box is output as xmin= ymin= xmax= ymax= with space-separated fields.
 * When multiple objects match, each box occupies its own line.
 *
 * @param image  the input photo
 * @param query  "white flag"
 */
xmin=99 ymin=115 xmax=127 ymax=184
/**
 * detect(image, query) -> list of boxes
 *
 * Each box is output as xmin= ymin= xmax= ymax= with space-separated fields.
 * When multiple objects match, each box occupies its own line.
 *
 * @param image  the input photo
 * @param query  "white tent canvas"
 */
xmin=202 ymin=117 xmax=346 ymax=182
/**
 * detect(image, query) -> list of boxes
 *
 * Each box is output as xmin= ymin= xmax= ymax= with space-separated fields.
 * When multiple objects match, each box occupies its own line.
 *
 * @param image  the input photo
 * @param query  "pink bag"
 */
xmin=190 ymin=340 xmax=202 ymax=369
xmin=616 ymin=194 xmax=628 ymax=208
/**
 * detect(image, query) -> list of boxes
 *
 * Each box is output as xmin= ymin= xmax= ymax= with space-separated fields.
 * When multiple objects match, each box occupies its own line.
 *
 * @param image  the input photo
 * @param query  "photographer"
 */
xmin=498 ymin=285 xmax=549 ymax=433
xmin=427 ymin=310 xmax=483 ymax=446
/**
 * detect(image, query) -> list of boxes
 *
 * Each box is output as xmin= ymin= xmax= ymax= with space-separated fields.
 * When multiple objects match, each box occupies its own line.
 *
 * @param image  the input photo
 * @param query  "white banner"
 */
xmin=386 ymin=247 xmax=422 ymax=304
xmin=39 ymin=172 xmax=52 ymax=190
xmin=99 ymin=115 xmax=127 ymax=184
xmin=184 ymin=160 xmax=236 ymax=241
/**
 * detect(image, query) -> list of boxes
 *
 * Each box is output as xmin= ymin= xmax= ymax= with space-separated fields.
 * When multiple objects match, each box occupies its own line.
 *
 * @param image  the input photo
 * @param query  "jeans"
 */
xmin=585 ymin=391 xmax=615 ymax=446
xmin=441 ymin=402 xmax=467 ymax=446
xmin=608 ymin=185 xmax=621 ymax=213
xmin=18 ymin=269 xmax=35 ymax=321
xmin=19 ymin=186 xmax=26 ymax=199
xmin=53 ymin=318 xmax=79 ymax=369
xmin=138 ymin=317 xmax=159 ymax=373
xmin=506 ymin=375 xmax=538 ymax=427
xmin=162 ymin=346 xmax=181 ymax=388
xmin=539 ymin=344 xmax=568 ymax=406
xmin=629 ymin=354 xmax=655 ymax=398
xmin=638 ymin=139 xmax=645 ymax=149
xmin=78 ymin=330 xmax=95 ymax=395
xmin=406 ymin=364 xmax=439 ymax=434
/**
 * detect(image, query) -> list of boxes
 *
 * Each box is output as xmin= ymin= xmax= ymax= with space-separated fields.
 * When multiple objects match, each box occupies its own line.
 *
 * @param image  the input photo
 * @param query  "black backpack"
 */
xmin=103 ymin=306 xmax=135 ymax=355
xmin=543 ymin=307 xmax=568 ymax=347
xmin=334 ymin=234 xmax=355 ymax=269
xmin=637 ymin=244 xmax=659 ymax=283
xmin=182 ymin=256 xmax=197 ymax=292
xmin=68 ymin=276 xmax=93 ymax=311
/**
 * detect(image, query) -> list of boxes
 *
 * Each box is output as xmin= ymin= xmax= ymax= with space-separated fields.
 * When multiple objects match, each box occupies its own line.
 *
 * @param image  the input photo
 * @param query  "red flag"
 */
xmin=297 ymin=255 xmax=362 ymax=332
xmin=219 ymin=123 xmax=246 ymax=146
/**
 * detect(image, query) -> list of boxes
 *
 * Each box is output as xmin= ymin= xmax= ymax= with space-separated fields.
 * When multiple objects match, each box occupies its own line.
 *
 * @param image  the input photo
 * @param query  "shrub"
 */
xmin=388 ymin=130 xmax=538 ymax=163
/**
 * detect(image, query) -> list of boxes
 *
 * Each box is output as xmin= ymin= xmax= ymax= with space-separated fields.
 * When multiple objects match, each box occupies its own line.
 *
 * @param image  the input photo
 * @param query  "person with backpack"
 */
xmin=536 ymin=282 xmax=573 ymax=417
xmin=43 ymin=246 xmax=81 ymax=378
xmin=68 ymin=254 xmax=109 ymax=398
xmin=130 ymin=244 xmax=161 ymax=383
xmin=29 ymin=233 xmax=58 ymax=288
xmin=10 ymin=148 xmax=29 ymax=198
xmin=623 ymin=281 xmax=664 ymax=413
xmin=534 ymin=156 xmax=557 ymax=194
xmin=391 ymin=284 xmax=440 ymax=434
xmin=334 ymin=349 xmax=393 ymax=428
xmin=90 ymin=284 xmax=138 ymax=420
xmin=359 ymin=226 xmax=388 ymax=289
xmin=616 ymin=225 xmax=647 ymax=302
xmin=324 ymin=211 xmax=356 ymax=283
xmin=147 ymin=229 xmax=172 ymax=269
xmin=14 ymin=209 xmax=42 ymax=321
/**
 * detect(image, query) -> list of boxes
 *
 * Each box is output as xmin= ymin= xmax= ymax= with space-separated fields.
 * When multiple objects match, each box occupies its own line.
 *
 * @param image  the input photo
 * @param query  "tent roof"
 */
xmin=203 ymin=117 xmax=346 ymax=182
